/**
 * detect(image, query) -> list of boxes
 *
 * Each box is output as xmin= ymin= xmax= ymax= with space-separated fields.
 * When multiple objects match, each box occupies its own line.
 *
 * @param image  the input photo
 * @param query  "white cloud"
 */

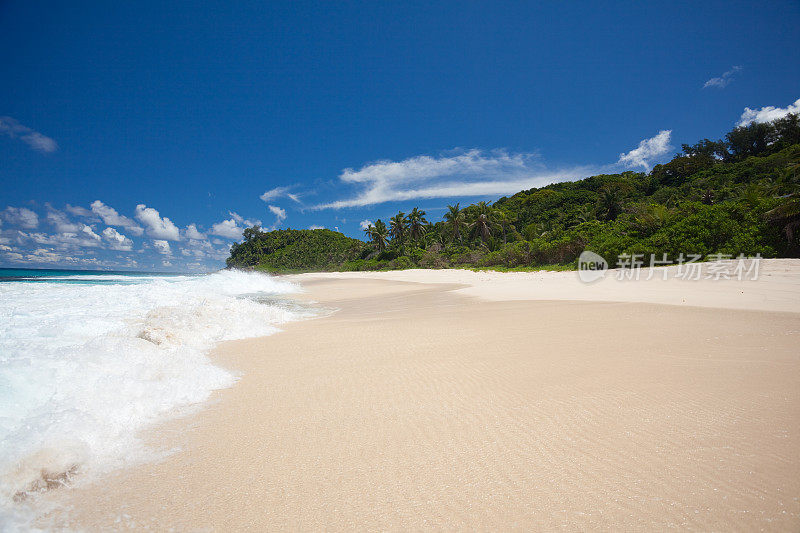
xmin=703 ymin=66 xmax=742 ymax=89
xmin=93 ymin=203 xmax=142 ymax=237
xmin=0 ymin=116 xmax=58 ymax=153
xmin=0 ymin=244 xmax=12 ymax=252
xmin=267 ymin=205 xmax=286 ymax=230
xmin=81 ymin=225 xmax=102 ymax=242
xmin=3 ymin=206 xmax=39 ymax=229
xmin=152 ymin=239 xmax=171 ymax=255
xmin=308 ymin=224 xmax=325 ymax=230
xmin=102 ymin=227 xmax=133 ymax=251
xmin=162 ymin=260 xmax=173 ymax=267
xmin=210 ymin=220 xmax=241 ymax=240
xmin=46 ymin=208 xmax=81 ymax=233
xmin=737 ymin=97 xmax=800 ymax=127
xmin=314 ymin=149 xmax=587 ymax=209
xmin=91 ymin=200 xmax=144 ymax=235
xmin=25 ymin=248 xmax=64 ymax=263
xmin=617 ymin=130 xmax=672 ymax=172
xmin=135 ymin=204 xmax=181 ymax=241
xmin=184 ymin=223 xmax=205 ymax=240
xmin=260 ymin=186 xmax=302 ymax=204
xmin=359 ymin=220 xmax=373 ymax=230
xmin=19 ymin=230 xmax=102 ymax=249
xmin=65 ymin=204 xmax=92 ymax=217
xmin=210 ymin=212 xmax=261 ymax=240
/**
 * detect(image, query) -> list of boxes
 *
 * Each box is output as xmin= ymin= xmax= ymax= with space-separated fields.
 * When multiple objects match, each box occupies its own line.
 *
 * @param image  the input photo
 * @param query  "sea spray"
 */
xmin=0 ymin=269 xmax=303 ymax=526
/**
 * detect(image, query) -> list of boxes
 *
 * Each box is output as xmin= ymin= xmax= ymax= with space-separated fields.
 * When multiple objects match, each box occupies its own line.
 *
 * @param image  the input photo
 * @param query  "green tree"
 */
xmin=444 ymin=203 xmax=467 ymax=243
xmin=596 ymin=186 xmax=624 ymax=221
xmin=469 ymin=201 xmax=494 ymax=244
xmin=371 ymin=219 xmax=390 ymax=252
xmin=389 ymin=212 xmax=408 ymax=244
xmin=407 ymin=207 xmax=428 ymax=242
xmin=493 ymin=209 xmax=516 ymax=243
xmin=765 ymin=193 xmax=800 ymax=251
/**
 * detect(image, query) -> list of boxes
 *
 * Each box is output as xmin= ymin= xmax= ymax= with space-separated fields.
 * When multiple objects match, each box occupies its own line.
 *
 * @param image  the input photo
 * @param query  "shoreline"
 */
xmin=46 ymin=264 xmax=800 ymax=530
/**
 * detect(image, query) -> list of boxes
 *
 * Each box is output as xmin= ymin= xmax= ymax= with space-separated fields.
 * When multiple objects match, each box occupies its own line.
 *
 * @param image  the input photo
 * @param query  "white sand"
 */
xmin=47 ymin=259 xmax=800 ymax=531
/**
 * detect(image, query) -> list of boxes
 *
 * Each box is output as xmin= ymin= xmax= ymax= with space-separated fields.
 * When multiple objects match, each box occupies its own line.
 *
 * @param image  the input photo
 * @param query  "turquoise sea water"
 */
xmin=0 ymin=267 xmax=184 ymax=284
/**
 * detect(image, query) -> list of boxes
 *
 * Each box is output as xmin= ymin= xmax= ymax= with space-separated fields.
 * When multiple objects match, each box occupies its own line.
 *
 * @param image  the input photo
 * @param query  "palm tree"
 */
xmin=443 ymin=203 xmax=467 ymax=243
xmin=389 ymin=212 xmax=408 ymax=244
xmin=363 ymin=223 xmax=375 ymax=241
xmin=765 ymin=193 xmax=800 ymax=251
xmin=493 ymin=209 xmax=516 ymax=243
xmin=371 ymin=219 xmax=390 ymax=252
xmin=407 ymin=207 xmax=428 ymax=242
xmin=469 ymin=201 xmax=494 ymax=244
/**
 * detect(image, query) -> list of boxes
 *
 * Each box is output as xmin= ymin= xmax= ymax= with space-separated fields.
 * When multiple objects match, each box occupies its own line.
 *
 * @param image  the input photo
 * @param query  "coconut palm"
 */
xmin=444 ymin=203 xmax=467 ymax=243
xmin=389 ymin=212 xmax=408 ymax=244
xmin=765 ymin=193 xmax=800 ymax=250
xmin=469 ymin=201 xmax=494 ymax=244
xmin=493 ymin=209 xmax=516 ymax=243
xmin=371 ymin=219 xmax=390 ymax=252
xmin=362 ymin=223 xmax=374 ymax=241
xmin=407 ymin=207 xmax=428 ymax=241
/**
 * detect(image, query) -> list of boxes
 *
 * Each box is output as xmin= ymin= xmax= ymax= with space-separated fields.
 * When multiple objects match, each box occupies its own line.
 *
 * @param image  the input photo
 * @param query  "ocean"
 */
xmin=0 ymin=267 xmax=303 ymax=528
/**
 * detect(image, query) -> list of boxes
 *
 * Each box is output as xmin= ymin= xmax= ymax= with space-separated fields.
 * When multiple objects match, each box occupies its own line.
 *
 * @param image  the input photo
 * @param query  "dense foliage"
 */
xmin=229 ymin=115 xmax=800 ymax=272
xmin=227 ymin=228 xmax=365 ymax=272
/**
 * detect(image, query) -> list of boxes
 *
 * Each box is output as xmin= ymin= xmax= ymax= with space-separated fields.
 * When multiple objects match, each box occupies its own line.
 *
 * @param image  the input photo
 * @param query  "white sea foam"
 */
xmin=0 ymin=269 xmax=302 ymax=528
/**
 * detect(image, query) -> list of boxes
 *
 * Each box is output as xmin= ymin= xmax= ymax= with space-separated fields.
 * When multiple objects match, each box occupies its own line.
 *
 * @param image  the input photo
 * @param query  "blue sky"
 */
xmin=1 ymin=1 xmax=799 ymax=271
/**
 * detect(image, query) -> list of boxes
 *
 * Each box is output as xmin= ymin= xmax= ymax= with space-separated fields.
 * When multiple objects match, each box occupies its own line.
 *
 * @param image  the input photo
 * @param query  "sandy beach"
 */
xmin=50 ymin=260 xmax=800 ymax=530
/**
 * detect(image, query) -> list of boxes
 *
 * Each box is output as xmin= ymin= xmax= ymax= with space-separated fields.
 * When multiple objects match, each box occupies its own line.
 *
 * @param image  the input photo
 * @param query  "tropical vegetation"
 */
xmin=227 ymin=115 xmax=800 ymax=272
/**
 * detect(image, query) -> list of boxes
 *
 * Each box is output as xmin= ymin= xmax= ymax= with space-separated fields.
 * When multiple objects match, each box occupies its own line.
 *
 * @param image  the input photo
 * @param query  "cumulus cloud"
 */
xmin=25 ymin=248 xmax=64 ymax=263
xmin=152 ymin=239 xmax=171 ymax=255
xmin=19 ymin=229 xmax=103 ymax=249
xmin=91 ymin=200 xmax=144 ymax=235
xmin=102 ymin=227 xmax=133 ymax=251
xmin=737 ymin=97 xmax=800 ymax=127
xmin=211 ymin=219 xmax=242 ymax=239
xmin=267 ymin=205 xmax=286 ymax=230
xmin=46 ymin=208 xmax=81 ymax=233
xmin=0 ymin=116 xmax=58 ymax=153
xmin=617 ymin=130 xmax=672 ymax=172
xmin=134 ymin=204 xmax=181 ymax=241
xmin=184 ymin=223 xmax=205 ymax=240
xmin=359 ymin=220 xmax=373 ymax=230
xmin=81 ymin=225 xmax=102 ymax=242
xmin=210 ymin=212 xmax=261 ymax=240
xmin=3 ymin=206 xmax=39 ymax=229
xmin=314 ymin=149 xmax=587 ymax=209
xmin=703 ymin=66 xmax=742 ymax=89
xmin=308 ymin=224 xmax=325 ymax=230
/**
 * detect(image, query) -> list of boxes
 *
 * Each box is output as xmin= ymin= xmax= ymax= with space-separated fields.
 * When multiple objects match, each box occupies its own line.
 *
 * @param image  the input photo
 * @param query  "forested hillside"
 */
xmin=227 ymin=228 xmax=364 ymax=272
xmin=228 ymin=115 xmax=800 ymax=273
